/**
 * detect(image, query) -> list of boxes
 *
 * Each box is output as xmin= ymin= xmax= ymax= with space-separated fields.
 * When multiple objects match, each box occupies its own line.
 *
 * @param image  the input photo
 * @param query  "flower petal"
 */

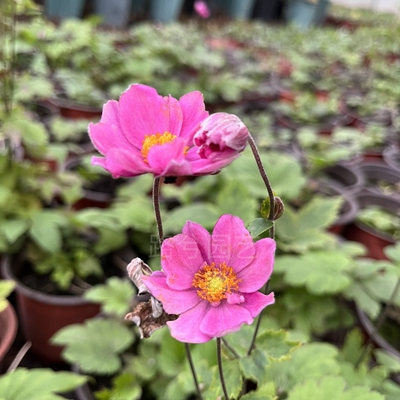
xmin=199 ymin=301 xmax=253 ymax=337
xmin=93 ymin=148 xmax=150 ymax=178
xmin=186 ymin=148 xmax=240 ymax=175
xmin=119 ymin=84 xmax=182 ymax=149
xmin=178 ymin=91 xmax=209 ymax=142
xmin=167 ymin=301 xmax=212 ymax=343
xmin=88 ymin=100 xmax=131 ymax=155
xmin=88 ymin=122 xmax=129 ymax=156
xmin=211 ymin=215 xmax=255 ymax=272
xmin=142 ymin=272 xmax=202 ymax=315
xmin=161 ymin=234 xmax=204 ymax=290
xmin=241 ymin=292 xmax=275 ymax=318
xmin=182 ymin=221 xmax=212 ymax=264
xmin=147 ymin=138 xmax=193 ymax=177
xmin=237 ymin=238 xmax=276 ymax=293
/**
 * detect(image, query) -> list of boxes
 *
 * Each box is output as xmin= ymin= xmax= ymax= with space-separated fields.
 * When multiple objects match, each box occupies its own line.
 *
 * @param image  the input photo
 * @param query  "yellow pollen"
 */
xmin=141 ymin=132 xmax=177 ymax=162
xmin=192 ymin=262 xmax=241 ymax=303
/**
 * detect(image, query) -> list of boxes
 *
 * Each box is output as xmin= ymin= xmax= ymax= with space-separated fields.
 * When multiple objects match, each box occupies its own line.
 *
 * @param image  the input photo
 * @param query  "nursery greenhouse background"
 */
xmin=1 ymin=0 xmax=400 ymax=399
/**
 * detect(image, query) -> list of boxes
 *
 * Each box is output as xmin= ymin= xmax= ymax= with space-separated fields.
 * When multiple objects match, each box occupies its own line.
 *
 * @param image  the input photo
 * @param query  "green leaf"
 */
xmin=113 ymin=196 xmax=155 ymax=232
xmin=0 ymin=280 xmax=16 ymax=298
xmin=95 ymin=373 xmax=142 ymax=400
xmin=204 ymin=360 xmax=242 ymax=400
xmin=267 ymin=343 xmax=340 ymax=390
xmin=158 ymin=333 xmax=186 ymax=377
xmin=248 ymin=218 xmax=274 ymax=239
xmin=385 ymin=242 xmax=400 ymax=264
xmin=51 ymin=319 xmax=134 ymax=375
xmin=240 ymin=348 xmax=269 ymax=384
xmin=275 ymin=196 xmax=342 ymax=252
xmin=163 ymin=203 xmax=221 ymax=233
xmin=374 ymin=349 xmax=400 ymax=373
xmin=275 ymin=251 xmax=354 ymax=294
xmin=1 ymin=220 xmax=30 ymax=244
xmin=0 ymin=280 xmax=15 ymax=312
xmin=222 ymin=149 xmax=306 ymax=201
xmin=257 ymin=329 xmax=301 ymax=359
xmin=84 ymin=278 xmax=135 ymax=316
xmin=287 ymin=376 xmax=385 ymax=400
xmin=29 ymin=210 xmax=69 ymax=254
xmin=216 ymin=180 xmax=257 ymax=223
xmin=277 ymin=290 xmax=338 ymax=335
xmin=0 ymin=368 xmax=86 ymax=400
xmin=339 ymin=329 xmax=365 ymax=365
xmin=4 ymin=118 xmax=49 ymax=156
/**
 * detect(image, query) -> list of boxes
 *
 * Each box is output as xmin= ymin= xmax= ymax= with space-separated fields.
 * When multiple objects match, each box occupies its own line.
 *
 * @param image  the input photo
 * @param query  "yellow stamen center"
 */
xmin=192 ymin=262 xmax=241 ymax=303
xmin=141 ymin=132 xmax=177 ymax=162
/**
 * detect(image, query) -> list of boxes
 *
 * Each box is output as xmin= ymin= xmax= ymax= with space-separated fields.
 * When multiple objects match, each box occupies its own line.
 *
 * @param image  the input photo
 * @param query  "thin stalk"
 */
xmin=222 ymin=337 xmax=240 ymax=359
xmin=247 ymin=134 xmax=275 ymax=224
xmin=217 ymin=338 xmax=230 ymax=400
xmin=152 ymin=177 xmax=164 ymax=244
xmin=152 ymin=179 xmax=202 ymax=398
xmin=246 ymin=134 xmax=276 ymax=356
xmin=246 ymin=282 xmax=269 ymax=356
xmin=356 ymin=277 xmax=400 ymax=368
xmin=7 ymin=342 xmax=32 ymax=373
xmin=185 ymin=343 xmax=204 ymax=400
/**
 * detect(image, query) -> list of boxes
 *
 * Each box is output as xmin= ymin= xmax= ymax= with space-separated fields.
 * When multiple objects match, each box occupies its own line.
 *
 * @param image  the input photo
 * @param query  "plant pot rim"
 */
xmin=1 ymin=255 xmax=94 ymax=306
xmin=356 ymin=304 xmax=400 ymax=361
xmin=51 ymin=95 xmax=103 ymax=113
xmin=0 ymin=303 xmax=18 ymax=363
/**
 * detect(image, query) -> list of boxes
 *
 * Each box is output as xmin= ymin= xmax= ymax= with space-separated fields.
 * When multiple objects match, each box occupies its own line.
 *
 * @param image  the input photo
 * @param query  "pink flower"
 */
xmin=194 ymin=0 xmax=210 ymax=18
xmin=88 ymin=84 xmax=241 ymax=178
xmin=194 ymin=112 xmax=249 ymax=161
xmin=142 ymin=215 xmax=275 ymax=343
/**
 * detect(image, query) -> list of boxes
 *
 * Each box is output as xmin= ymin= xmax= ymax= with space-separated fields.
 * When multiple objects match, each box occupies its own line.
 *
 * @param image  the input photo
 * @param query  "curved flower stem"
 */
xmin=247 ymin=134 xmax=275 ymax=228
xmin=246 ymin=134 xmax=276 ymax=356
xmin=152 ymin=177 xmax=164 ymax=244
xmin=185 ymin=343 xmax=204 ymax=400
xmin=217 ymin=338 xmax=230 ymax=400
xmin=355 ymin=277 xmax=400 ymax=368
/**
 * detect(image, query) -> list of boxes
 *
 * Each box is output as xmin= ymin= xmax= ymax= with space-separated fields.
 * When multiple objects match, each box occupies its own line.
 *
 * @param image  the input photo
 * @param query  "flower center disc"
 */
xmin=141 ymin=132 xmax=177 ymax=162
xmin=192 ymin=262 xmax=241 ymax=303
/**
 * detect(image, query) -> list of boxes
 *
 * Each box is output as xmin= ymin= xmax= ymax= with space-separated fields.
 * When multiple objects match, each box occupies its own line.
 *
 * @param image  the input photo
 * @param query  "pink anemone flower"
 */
xmin=194 ymin=0 xmax=210 ymax=18
xmin=142 ymin=214 xmax=275 ymax=343
xmin=88 ymin=84 xmax=241 ymax=178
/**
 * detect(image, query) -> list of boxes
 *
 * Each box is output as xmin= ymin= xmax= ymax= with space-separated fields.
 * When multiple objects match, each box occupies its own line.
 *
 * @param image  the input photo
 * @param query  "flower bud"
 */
xmin=260 ymin=196 xmax=285 ymax=221
xmin=194 ymin=112 xmax=249 ymax=161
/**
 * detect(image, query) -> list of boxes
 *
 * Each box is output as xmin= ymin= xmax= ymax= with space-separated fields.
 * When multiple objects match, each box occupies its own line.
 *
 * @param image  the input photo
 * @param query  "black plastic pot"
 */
xmin=343 ymin=191 xmax=400 ymax=260
xmin=383 ymin=145 xmax=400 ymax=172
xmin=315 ymin=179 xmax=359 ymax=234
xmin=320 ymin=163 xmax=365 ymax=195
xmin=355 ymin=162 xmax=400 ymax=199
xmin=1 ymin=255 xmax=101 ymax=363
xmin=252 ymin=0 xmax=283 ymax=22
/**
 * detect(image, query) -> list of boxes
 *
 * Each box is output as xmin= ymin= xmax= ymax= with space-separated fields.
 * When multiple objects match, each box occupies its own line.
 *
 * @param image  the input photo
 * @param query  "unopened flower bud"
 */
xmin=260 ymin=196 xmax=285 ymax=221
xmin=194 ymin=112 xmax=249 ymax=161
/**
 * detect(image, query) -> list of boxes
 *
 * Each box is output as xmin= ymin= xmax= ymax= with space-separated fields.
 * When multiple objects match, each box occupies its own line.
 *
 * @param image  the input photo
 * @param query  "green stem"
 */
xmin=246 ymin=282 xmax=269 ymax=356
xmin=217 ymin=338 xmax=230 ymax=400
xmin=246 ymin=134 xmax=276 ymax=356
xmin=247 ymin=134 xmax=275 ymax=226
xmin=152 ymin=179 xmax=202 ymax=398
xmin=222 ymin=337 xmax=240 ymax=359
xmin=152 ymin=177 xmax=164 ymax=244
xmin=185 ymin=343 xmax=204 ymax=400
